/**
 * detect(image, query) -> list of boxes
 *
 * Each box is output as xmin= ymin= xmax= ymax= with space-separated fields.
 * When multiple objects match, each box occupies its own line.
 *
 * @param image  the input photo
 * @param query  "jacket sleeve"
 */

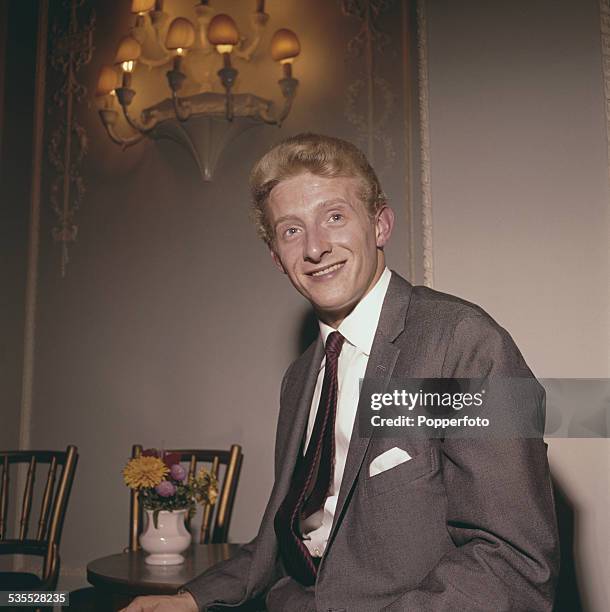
xmin=265 ymin=576 xmax=316 ymax=612
xmin=181 ymin=536 xmax=263 ymax=610
xmin=382 ymin=315 xmax=560 ymax=611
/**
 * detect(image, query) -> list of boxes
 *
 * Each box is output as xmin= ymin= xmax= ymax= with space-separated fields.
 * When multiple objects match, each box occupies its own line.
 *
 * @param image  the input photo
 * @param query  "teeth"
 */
xmin=311 ymin=263 xmax=344 ymax=277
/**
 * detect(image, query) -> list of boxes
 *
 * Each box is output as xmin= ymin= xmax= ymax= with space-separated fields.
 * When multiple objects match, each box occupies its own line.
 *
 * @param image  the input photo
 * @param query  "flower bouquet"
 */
xmin=122 ymin=449 xmax=218 ymax=565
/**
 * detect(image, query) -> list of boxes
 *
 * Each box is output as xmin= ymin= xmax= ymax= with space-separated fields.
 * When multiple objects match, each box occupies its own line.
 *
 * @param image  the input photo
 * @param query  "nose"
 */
xmin=303 ymin=226 xmax=331 ymax=263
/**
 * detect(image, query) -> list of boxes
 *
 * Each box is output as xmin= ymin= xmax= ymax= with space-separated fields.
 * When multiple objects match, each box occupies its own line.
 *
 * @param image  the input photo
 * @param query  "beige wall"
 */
xmin=425 ymin=0 xmax=609 ymax=610
xmin=4 ymin=0 xmax=609 ymax=609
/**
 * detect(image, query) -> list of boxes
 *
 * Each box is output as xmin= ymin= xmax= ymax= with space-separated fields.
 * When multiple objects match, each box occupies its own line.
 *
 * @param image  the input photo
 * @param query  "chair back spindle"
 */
xmin=42 ymin=448 xmax=78 ymax=583
xmin=212 ymin=445 xmax=242 ymax=544
xmin=199 ymin=455 xmax=220 ymax=544
xmin=37 ymin=457 xmax=58 ymax=541
xmin=188 ymin=454 xmax=197 ymax=480
xmin=128 ymin=445 xmax=143 ymax=553
xmin=19 ymin=456 xmax=36 ymax=540
xmin=0 ymin=456 xmax=9 ymax=540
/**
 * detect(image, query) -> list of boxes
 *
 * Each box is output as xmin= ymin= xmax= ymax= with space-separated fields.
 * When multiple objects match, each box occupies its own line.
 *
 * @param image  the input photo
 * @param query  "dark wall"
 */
xmin=0 ymin=0 xmax=38 ymax=450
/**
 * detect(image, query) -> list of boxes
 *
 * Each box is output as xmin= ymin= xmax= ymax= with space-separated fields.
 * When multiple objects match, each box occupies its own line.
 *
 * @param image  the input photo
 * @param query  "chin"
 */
xmin=307 ymin=290 xmax=348 ymax=309
xmin=312 ymin=296 xmax=356 ymax=318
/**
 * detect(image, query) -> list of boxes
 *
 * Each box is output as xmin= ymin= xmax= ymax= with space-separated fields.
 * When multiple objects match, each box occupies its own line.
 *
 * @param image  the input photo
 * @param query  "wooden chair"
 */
xmin=0 ymin=445 xmax=78 ymax=590
xmin=128 ymin=444 xmax=243 ymax=550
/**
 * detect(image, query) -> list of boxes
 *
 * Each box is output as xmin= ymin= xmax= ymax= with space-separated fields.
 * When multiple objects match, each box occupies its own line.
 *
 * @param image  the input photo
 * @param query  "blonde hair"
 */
xmin=249 ymin=133 xmax=386 ymax=245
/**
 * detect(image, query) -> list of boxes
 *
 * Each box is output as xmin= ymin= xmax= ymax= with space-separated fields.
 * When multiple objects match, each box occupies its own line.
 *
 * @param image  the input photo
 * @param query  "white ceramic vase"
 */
xmin=139 ymin=509 xmax=191 ymax=565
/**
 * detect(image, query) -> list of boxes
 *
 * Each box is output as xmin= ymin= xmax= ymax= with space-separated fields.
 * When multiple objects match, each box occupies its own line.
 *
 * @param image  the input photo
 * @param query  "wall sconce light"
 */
xmin=95 ymin=1 xmax=301 ymax=181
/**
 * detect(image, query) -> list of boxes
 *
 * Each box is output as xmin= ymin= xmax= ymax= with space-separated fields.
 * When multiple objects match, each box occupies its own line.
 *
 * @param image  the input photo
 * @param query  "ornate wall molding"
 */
xmin=341 ymin=0 xmax=396 ymax=173
xmin=340 ymin=0 xmax=433 ymax=285
xmin=341 ymin=0 xmax=437 ymax=285
xmin=400 ymin=2 xmax=415 ymax=283
xmin=47 ymin=0 xmax=95 ymax=277
xmin=416 ymin=0 xmax=434 ymax=288
xmin=600 ymin=0 xmax=610 ymax=374
xmin=601 ymin=1 xmax=610 ymax=182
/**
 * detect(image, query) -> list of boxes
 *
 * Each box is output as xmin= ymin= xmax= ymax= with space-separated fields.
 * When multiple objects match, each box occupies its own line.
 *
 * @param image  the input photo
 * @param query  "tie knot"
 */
xmin=325 ymin=331 xmax=345 ymax=358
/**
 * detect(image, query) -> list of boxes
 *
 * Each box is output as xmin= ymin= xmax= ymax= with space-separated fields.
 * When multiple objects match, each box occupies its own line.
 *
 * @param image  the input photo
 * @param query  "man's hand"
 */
xmin=119 ymin=591 xmax=198 ymax=612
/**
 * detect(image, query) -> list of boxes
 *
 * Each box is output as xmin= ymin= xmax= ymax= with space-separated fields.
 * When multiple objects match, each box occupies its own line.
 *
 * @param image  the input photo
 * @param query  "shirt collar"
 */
xmin=318 ymin=267 xmax=392 ymax=356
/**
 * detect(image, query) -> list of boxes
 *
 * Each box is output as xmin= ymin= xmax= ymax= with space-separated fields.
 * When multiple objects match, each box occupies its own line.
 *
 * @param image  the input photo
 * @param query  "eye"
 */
xmin=329 ymin=213 xmax=344 ymax=222
xmin=283 ymin=226 xmax=300 ymax=238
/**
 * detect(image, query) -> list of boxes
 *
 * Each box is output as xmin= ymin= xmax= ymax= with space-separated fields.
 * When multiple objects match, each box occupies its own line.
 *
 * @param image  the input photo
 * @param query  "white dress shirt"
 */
xmin=301 ymin=267 xmax=392 ymax=557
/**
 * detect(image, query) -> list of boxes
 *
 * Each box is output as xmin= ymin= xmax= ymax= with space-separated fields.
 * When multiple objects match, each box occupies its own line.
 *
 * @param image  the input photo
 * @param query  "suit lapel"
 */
xmin=325 ymin=272 xmax=414 ymax=552
xmin=245 ymin=338 xmax=324 ymax=594
xmin=274 ymin=338 xmax=324 ymax=499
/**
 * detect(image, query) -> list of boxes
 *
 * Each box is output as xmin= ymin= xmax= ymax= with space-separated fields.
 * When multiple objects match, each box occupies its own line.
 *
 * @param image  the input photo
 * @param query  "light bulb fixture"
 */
xmin=96 ymin=65 xmax=120 ymax=118
xmin=96 ymin=65 xmax=119 ymax=97
xmin=216 ymin=44 xmax=234 ymax=54
xmin=113 ymin=35 xmax=141 ymax=92
xmin=131 ymin=0 xmax=155 ymax=15
xmin=97 ymin=1 xmax=301 ymax=180
xmin=207 ymin=14 xmax=239 ymax=47
xmin=164 ymin=16 xmax=196 ymax=98
xmin=270 ymin=28 xmax=300 ymax=78
xmin=114 ymin=35 xmax=141 ymax=65
xmin=165 ymin=17 xmax=196 ymax=52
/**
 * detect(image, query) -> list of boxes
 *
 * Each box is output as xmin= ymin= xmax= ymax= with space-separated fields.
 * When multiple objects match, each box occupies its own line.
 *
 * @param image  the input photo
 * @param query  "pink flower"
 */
xmin=170 ymin=464 xmax=187 ymax=481
xmin=155 ymin=481 xmax=176 ymax=497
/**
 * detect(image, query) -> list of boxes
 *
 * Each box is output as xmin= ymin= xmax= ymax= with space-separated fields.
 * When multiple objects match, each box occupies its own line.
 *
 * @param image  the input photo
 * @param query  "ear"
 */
xmin=269 ymin=248 xmax=287 ymax=274
xmin=375 ymin=206 xmax=395 ymax=248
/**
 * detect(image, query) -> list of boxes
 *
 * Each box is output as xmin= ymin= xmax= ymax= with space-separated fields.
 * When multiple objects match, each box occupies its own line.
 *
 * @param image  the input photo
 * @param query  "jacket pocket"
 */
xmin=363 ymin=446 xmax=437 ymax=498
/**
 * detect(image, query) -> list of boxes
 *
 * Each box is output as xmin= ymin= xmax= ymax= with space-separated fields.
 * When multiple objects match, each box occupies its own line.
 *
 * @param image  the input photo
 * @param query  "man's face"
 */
xmin=267 ymin=172 xmax=394 ymax=326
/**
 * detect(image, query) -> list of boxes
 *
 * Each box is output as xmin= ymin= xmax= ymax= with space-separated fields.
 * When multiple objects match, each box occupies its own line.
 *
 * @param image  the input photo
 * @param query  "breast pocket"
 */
xmin=363 ymin=446 xmax=438 ymax=498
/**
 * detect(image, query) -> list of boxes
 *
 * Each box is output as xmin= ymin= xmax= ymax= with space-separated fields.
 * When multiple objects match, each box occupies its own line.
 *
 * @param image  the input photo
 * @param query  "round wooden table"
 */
xmin=86 ymin=543 xmax=240 ymax=610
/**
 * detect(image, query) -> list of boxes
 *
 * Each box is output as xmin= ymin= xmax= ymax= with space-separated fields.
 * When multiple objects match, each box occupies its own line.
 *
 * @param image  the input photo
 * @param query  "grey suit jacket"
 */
xmin=184 ymin=272 xmax=560 ymax=611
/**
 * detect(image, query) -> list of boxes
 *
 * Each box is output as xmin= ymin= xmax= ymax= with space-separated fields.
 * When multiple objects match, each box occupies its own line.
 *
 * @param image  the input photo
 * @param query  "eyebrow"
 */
xmin=273 ymin=198 xmax=352 ymax=228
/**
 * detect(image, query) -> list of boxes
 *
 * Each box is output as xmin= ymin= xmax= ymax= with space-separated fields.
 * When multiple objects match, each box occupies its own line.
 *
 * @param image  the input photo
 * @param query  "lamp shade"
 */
xmin=270 ymin=29 xmax=300 ymax=63
xmin=96 ymin=66 xmax=119 ymax=96
xmin=207 ymin=14 xmax=239 ymax=46
xmin=114 ymin=36 xmax=142 ymax=64
xmin=131 ymin=0 xmax=155 ymax=13
xmin=165 ymin=17 xmax=196 ymax=50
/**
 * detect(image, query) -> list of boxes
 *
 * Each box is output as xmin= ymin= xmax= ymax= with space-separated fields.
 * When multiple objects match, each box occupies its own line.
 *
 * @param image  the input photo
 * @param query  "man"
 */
xmin=124 ymin=133 xmax=559 ymax=611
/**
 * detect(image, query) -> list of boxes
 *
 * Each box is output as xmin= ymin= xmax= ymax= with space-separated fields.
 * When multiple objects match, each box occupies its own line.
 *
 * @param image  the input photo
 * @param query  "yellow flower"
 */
xmin=208 ymin=481 xmax=218 ymax=506
xmin=123 ymin=456 xmax=168 ymax=489
xmin=193 ymin=468 xmax=219 ymax=505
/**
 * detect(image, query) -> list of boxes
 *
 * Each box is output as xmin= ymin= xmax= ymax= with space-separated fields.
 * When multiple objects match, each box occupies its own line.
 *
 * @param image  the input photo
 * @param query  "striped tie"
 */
xmin=274 ymin=331 xmax=345 ymax=586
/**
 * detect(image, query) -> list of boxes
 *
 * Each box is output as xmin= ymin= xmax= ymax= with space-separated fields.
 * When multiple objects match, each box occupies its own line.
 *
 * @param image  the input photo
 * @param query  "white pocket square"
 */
xmin=369 ymin=447 xmax=412 ymax=477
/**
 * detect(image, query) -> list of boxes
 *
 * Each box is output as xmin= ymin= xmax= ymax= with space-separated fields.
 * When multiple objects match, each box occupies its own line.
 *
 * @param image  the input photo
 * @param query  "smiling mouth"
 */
xmin=307 ymin=261 xmax=346 ymax=277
